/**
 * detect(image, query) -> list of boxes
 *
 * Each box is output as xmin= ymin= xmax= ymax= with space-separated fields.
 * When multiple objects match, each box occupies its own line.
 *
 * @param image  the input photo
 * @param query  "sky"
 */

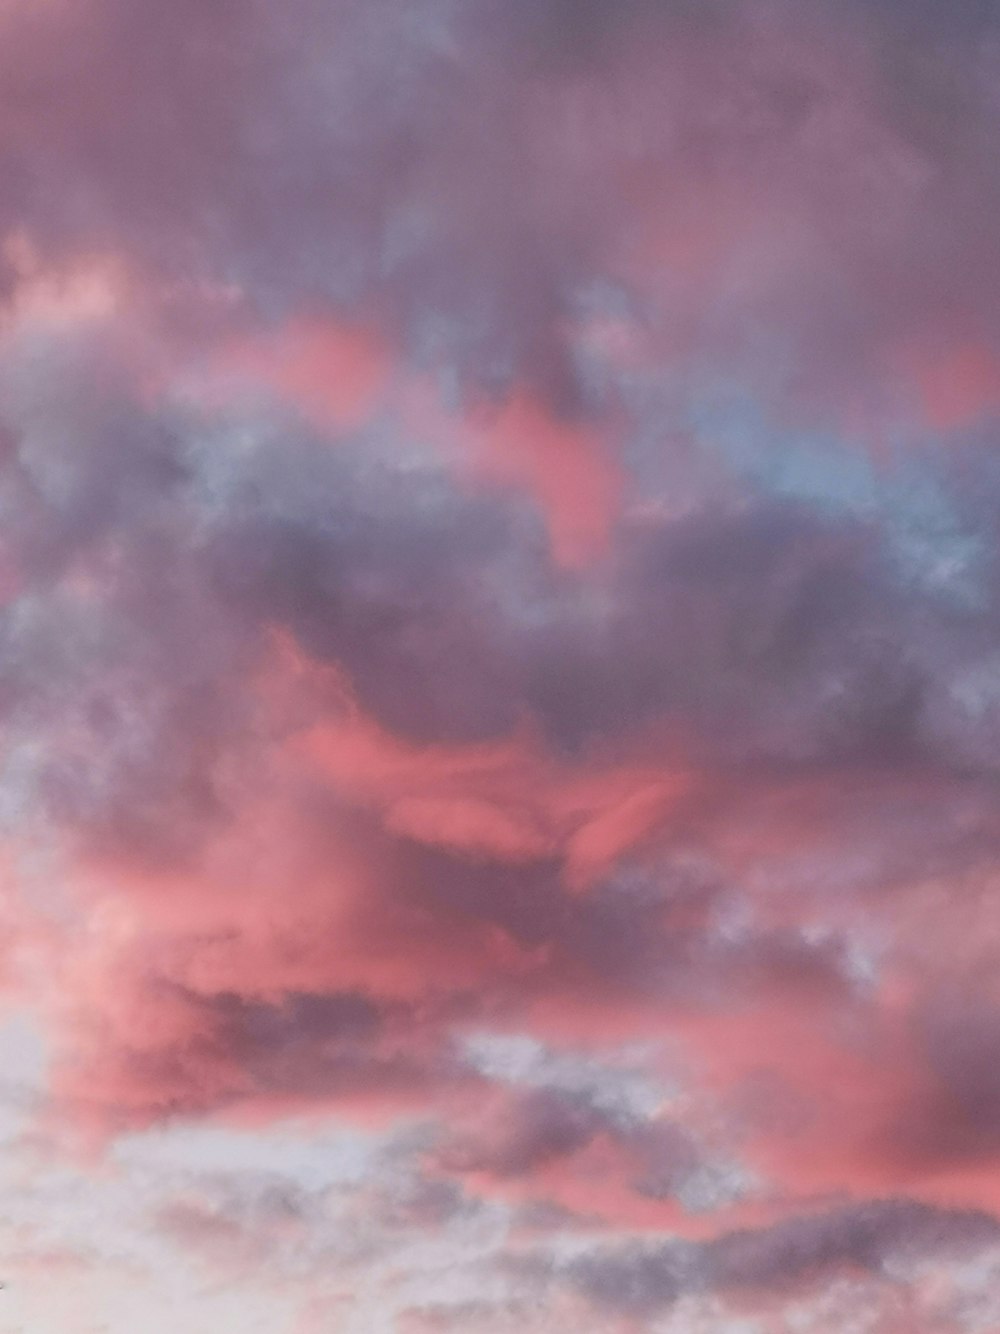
xmin=2 ymin=0 xmax=1000 ymax=1330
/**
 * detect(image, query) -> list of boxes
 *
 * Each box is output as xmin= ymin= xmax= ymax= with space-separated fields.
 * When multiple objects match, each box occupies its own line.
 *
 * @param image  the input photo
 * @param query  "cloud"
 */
xmin=567 ymin=1199 xmax=1000 ymax=1315
xmin=0 ymin=0 xmax=999 ymax=1328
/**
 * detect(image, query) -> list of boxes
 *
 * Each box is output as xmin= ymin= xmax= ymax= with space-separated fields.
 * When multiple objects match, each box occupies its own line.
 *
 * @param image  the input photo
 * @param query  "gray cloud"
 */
xmin=0 ymin=0 xmax=997 ymax=415
xmin=567 ymin=1198 xmax=1000 ymax=1314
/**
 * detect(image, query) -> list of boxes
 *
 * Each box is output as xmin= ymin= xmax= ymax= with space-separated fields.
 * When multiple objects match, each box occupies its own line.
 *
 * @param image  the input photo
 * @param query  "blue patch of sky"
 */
xmin=684 ymin=390 xmax=988 ymax=610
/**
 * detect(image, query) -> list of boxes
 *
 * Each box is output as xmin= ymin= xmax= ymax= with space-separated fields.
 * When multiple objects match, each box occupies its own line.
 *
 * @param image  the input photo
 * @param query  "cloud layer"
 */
xmin=1 ymin=0 xmax=1000 ymax=1329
